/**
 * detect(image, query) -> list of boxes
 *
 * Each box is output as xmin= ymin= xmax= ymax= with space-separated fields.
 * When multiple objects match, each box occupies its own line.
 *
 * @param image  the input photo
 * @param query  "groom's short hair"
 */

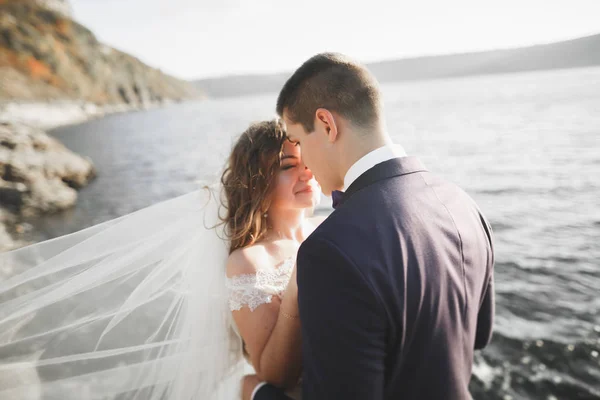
xmin=276 ymin=53 xmax=382 ymax=133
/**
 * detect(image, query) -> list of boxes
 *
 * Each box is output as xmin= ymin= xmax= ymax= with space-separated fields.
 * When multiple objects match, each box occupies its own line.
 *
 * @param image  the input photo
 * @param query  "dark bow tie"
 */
xmin=331 ymin=190 xmax=345 ymax=209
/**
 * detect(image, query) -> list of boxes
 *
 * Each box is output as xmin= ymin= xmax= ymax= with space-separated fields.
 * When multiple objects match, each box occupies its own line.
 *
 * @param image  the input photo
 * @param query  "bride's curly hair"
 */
xmin=220 ymin=119 xmax=287 ymax=254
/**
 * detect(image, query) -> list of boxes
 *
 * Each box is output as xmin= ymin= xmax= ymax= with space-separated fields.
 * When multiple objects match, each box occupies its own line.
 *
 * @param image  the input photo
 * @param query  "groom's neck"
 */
xmin=338 ymin=126 xmax=392 ymax=183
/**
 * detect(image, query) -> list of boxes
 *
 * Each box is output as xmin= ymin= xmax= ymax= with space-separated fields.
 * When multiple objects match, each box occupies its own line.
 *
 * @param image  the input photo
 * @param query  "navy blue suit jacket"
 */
xmin=255 ymin=157 xmax=495 ymax=399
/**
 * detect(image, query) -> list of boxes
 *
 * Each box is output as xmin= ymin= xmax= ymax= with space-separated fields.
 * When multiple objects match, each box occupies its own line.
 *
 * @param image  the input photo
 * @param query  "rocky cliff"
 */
xmin=0 ymin=0 xmax=198 ymax=105
xmin=30 ymin=0 xmax=72 ymax=18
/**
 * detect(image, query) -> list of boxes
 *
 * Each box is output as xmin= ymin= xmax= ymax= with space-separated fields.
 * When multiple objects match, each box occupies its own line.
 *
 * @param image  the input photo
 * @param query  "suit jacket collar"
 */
xmin=338 ymin=156 xmax=428 ymax=208
xmin=343 ymin=144 xmax=407 ymax=190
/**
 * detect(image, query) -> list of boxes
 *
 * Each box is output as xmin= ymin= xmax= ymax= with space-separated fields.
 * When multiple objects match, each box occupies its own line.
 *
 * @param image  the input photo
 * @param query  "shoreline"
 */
xmin=0 ymin=100 xmax=175 ymax=131
xmin=0 ymin=99 xmax=179 ymax=252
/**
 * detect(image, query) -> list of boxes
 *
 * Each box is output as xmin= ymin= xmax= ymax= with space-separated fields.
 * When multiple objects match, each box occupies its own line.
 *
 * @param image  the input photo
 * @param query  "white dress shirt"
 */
xmin=343 ymin=144 xmax=407 ymax=190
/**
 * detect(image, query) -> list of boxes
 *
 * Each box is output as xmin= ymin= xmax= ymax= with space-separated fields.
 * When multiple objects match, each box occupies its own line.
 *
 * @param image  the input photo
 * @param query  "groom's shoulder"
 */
xmin=302 ymin=210 xmax=361 ymax=252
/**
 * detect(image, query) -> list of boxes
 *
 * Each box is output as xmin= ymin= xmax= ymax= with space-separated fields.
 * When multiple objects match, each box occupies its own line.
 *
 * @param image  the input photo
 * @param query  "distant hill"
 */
xmin=194 ymin=33 xmax=600 ymax=98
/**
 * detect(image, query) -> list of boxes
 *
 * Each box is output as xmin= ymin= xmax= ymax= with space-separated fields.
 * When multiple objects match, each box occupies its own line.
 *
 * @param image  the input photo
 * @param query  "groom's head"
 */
xmin=276 ymin=52 xmax=387 ymax=195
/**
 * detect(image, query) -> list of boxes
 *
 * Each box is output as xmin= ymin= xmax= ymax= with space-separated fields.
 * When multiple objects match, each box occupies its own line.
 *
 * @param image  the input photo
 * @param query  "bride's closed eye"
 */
xmin=281 ymin=154 xmax=299 ymax=170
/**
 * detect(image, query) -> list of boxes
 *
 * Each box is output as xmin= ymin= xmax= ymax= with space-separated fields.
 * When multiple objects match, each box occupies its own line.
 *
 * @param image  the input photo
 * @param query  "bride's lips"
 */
xmin=295 ymin=186 xmax=314 ymax=194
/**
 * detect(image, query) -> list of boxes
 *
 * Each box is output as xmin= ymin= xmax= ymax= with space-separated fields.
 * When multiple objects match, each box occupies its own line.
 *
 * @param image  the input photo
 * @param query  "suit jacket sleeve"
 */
xmin=297 ymin=236 xmax=386 ymax=399
xmin=252 ymin=383 xmax=293 ymax=400
xmin=474 ymin=211 xmax=495 ymax=350
xmin=474 ymin=274 xmax=494 ymax=349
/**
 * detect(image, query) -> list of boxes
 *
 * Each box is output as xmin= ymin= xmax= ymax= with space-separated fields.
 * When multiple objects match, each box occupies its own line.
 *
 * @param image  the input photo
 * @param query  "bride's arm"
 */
xmin=227 ymin=250 xmax=302 ymax=389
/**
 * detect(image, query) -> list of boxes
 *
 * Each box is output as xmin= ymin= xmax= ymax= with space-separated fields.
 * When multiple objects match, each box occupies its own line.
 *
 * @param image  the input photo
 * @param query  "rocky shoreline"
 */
xmin=0 ymin=99 xmax=175 ymax=129
xmin=0 ymin=98 xmax=186 ymax=252
xmin=0 ymin=120 xmax=96 ymax=251
xmin=0 ymin=98 xmax=206 ymax=252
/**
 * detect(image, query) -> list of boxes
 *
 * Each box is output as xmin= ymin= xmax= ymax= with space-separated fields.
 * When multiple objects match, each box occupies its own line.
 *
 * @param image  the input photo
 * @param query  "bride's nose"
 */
xmin=299 ymin=165 xmax=313 ymax=181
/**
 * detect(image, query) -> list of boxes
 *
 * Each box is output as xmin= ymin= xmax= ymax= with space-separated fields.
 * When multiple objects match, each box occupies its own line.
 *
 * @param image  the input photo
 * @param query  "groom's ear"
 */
xmin=315 ymin=108 xmax=338 ymax=143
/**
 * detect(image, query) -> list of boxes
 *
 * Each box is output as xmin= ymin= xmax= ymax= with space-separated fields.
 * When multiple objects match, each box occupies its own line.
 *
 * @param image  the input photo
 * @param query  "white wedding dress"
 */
xmin=0 ymin=186 xmax=297 ymax=400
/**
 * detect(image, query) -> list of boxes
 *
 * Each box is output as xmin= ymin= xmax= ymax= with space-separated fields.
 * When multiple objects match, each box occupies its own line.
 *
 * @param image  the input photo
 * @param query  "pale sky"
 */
xmin=71 ymin=0 xmax=600 ymax=80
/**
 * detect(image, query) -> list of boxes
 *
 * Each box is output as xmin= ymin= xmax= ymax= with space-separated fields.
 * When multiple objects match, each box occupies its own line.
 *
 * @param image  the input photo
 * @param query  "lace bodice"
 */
xmin=226 ymin=257 xmax=295 ymax=312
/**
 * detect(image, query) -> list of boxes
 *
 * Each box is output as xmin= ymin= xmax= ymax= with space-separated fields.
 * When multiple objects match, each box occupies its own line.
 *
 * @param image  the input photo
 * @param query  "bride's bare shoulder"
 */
xmin=226 ymin=244 xmax=270 ymax=278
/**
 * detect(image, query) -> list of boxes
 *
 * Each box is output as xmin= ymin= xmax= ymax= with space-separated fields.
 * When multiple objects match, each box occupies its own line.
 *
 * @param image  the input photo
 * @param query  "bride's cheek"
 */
xmin=281 ymin=172 xmax=294 ymax=186
xmin=276 ymin=173 xmax=287 ymax=187
xmin=275 ymin=174 xmax=293 ymax=197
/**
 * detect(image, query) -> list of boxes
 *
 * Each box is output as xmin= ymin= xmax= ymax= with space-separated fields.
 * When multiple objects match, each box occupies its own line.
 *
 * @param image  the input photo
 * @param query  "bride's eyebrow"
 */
xmin=281 ymin=155 xmax=298 ymax=161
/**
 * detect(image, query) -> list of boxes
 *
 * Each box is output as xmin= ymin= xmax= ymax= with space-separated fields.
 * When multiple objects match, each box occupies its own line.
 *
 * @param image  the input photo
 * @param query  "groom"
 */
xmin=247 ymin=53 xmax=495 ymax=399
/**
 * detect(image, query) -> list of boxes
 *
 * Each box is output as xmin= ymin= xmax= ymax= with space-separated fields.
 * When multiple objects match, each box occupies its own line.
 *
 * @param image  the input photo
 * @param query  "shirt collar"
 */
xmin=343 ymin=144 xmax=407 ymax=190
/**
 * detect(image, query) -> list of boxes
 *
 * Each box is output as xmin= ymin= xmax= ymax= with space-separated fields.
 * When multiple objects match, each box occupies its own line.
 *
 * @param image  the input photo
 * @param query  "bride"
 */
xmin=0 ymin=119 xmax=321 ymax=399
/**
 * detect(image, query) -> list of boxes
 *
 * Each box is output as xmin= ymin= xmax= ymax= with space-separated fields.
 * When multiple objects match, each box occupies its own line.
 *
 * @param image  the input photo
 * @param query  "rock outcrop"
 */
xmin=0 ymin=121 xmax=96 ymax=250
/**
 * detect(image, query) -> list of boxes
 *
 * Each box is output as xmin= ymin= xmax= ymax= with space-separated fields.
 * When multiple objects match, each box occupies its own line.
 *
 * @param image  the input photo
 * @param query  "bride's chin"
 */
xmin=297 ymin=201 xmax=317 ymax=210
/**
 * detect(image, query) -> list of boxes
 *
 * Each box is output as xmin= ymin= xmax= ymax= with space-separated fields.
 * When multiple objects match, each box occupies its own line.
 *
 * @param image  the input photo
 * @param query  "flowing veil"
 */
xmin=0 ymin=186 xmax=248 ymax=399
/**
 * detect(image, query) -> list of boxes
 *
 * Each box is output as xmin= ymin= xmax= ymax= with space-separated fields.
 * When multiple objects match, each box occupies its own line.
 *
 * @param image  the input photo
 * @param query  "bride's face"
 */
xmin=269 ymin=141 xmax=320 ymax=211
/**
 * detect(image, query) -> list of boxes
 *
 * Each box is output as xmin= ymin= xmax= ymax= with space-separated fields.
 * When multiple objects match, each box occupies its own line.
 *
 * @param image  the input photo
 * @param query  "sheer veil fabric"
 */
xmin=0 ymin=186 xmax=249 ymax=399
